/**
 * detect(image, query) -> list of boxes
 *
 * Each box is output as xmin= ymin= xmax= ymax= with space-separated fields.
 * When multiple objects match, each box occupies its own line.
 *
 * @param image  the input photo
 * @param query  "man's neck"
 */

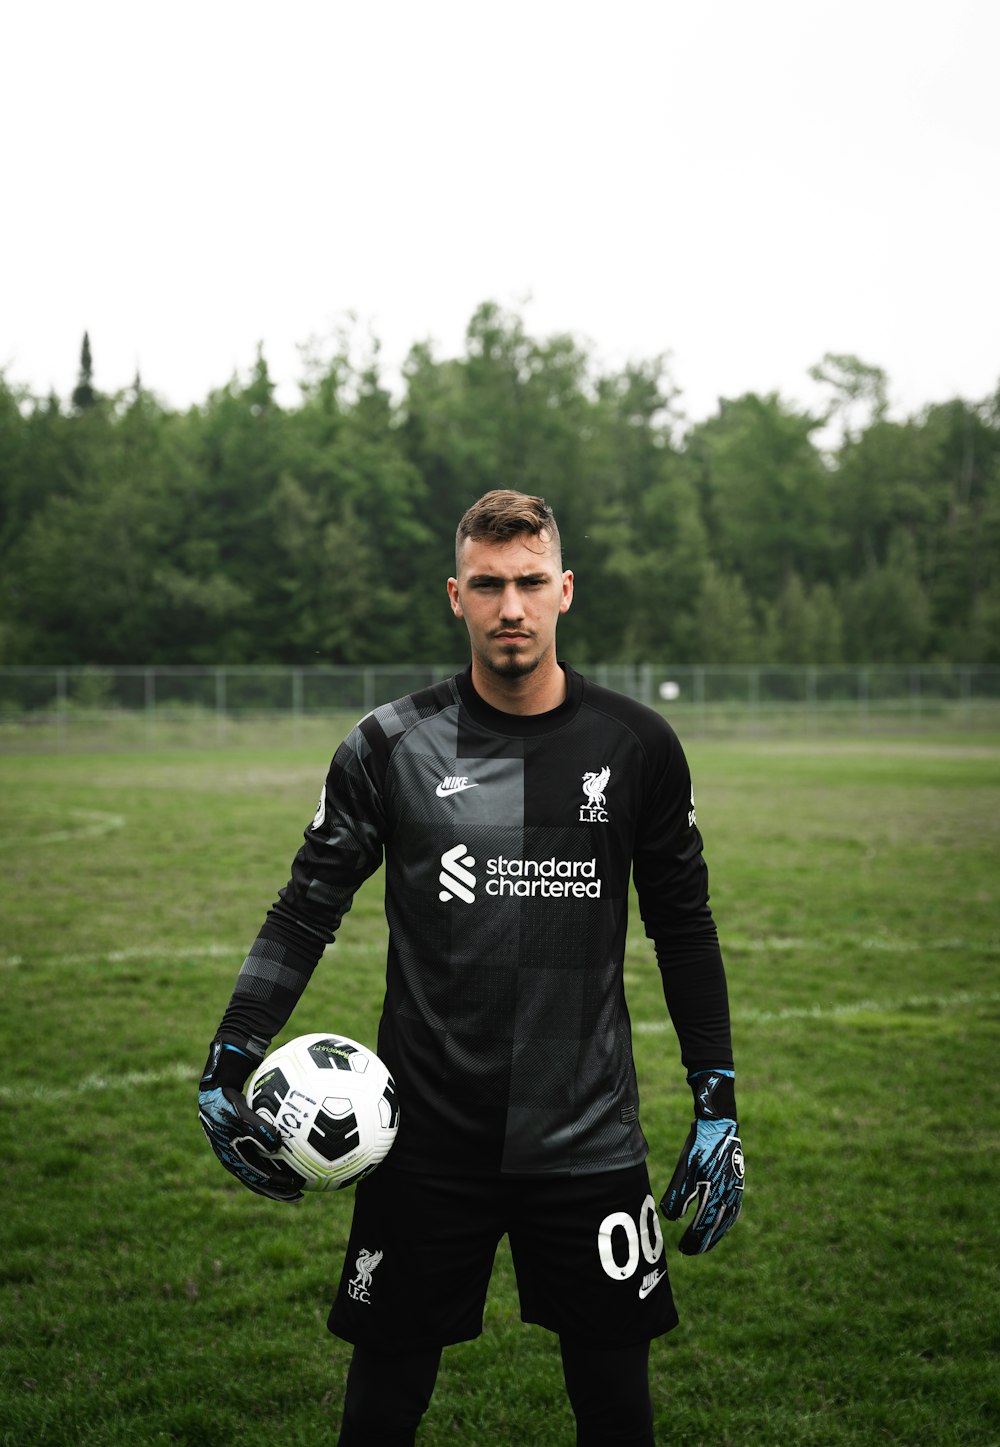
xmin=469 ymin=657 xmax=567 ymax=716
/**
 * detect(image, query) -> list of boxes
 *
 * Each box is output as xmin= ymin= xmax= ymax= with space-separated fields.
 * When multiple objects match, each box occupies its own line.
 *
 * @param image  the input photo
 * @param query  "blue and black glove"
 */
xmin=198 ymin=1033 xmax=304 ymax=1202
xmin=661 ymin=1069 xmax=744 ymax=1254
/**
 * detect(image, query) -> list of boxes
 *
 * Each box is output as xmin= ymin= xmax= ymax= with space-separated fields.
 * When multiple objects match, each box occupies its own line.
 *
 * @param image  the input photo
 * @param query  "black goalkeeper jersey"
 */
xmin=219 ymin=664 xmax=732 ymax=1178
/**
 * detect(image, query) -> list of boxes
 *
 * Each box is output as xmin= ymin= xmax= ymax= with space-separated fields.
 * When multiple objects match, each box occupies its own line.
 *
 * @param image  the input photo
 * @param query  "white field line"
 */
xmin=723 ymin=935 xmax=998 ymax=954
xmin=0 ymin=809 xmax=126 ymax=848
xmin=3 ymin=987 xmax=997 ymax=1104
xmin=0 ymin=943 xmax=244 ymax=969
xmin=3 ymin=933 xmax=996 ymax=973
xmin=633 ymin=986 xmax=1000 ymax=1033
xmin=0 ymin=941 xmax=394 ymax=970
xmin=1 ymin=1062 xmax=197 ymax=1102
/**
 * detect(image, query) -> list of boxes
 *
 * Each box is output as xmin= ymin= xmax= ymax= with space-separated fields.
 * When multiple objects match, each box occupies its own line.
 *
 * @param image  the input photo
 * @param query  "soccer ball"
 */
xmin=247 ymin=1033 xmax=399 ymax=1192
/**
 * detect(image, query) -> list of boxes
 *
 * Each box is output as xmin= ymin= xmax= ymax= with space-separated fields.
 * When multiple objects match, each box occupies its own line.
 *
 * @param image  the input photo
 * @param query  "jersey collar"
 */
xmin=456 ymin=663 xmax=584 ymax=736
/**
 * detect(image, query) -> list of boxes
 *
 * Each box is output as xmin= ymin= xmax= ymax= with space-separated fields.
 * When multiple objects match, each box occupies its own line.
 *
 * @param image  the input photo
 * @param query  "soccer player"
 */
xmin=199 ymin=490 xmax=744 ymax=1446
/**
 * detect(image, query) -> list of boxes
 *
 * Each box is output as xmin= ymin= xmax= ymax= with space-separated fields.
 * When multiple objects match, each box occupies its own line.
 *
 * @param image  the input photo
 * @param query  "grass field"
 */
xmin=2 ymin=726 xmax=999 ymax=1446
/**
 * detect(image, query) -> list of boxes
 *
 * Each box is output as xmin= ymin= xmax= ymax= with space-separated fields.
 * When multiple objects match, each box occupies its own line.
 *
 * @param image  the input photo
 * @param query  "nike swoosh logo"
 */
xmin=435 ymin=781 xmax=479 ymax=797
xmin=638 ymin=1272 xmax=665 ymax=1300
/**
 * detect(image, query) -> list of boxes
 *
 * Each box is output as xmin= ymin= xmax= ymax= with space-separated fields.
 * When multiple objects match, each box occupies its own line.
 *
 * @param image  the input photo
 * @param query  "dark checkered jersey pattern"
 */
xmin=218 ymin=665 xmax=731 ymax=1177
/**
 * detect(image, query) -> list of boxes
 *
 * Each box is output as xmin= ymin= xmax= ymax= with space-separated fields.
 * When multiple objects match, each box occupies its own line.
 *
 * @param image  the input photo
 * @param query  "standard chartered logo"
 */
xmin=439 ymin=844 xmax=477 ymax=903
xmin=437 ymin=844 xmax=602 ymax=904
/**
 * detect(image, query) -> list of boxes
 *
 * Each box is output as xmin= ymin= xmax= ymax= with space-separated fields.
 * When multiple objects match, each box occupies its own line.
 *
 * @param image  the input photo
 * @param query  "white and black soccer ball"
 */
xmin=247 ymin=1033 xmax=399 ymax=1192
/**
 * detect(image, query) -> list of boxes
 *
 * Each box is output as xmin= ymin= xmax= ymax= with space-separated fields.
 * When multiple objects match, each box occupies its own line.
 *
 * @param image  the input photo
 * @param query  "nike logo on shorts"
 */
xmin=638 ymin=1269 xmax=665 ymax=1299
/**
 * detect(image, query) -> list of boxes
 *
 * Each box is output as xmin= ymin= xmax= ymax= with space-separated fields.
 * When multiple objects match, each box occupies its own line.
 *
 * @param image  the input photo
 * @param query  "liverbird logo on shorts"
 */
xmin=347 ymin=1247 xmax=384 ymax=1304
xmin=580 ymin=766 xmax=611 ymax=823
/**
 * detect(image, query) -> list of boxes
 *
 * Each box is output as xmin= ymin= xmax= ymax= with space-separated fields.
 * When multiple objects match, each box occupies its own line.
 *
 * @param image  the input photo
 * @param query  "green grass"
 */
xmin=2 ymin=731 xmax=999 ymax=1446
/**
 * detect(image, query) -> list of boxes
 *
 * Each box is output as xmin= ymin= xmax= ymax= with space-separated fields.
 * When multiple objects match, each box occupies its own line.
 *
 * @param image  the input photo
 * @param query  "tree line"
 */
xmin=1 ymin=303 xmax=998 ymax=667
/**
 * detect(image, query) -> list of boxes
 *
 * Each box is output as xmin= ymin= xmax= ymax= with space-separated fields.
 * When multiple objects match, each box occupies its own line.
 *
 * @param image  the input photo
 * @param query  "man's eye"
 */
xmin=469 ymin=577 xmax=545 ymax=590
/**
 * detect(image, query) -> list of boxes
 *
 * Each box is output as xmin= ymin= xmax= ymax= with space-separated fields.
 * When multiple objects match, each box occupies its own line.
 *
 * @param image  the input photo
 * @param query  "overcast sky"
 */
xmin=3 ymin=0 xmax=998 ymax=425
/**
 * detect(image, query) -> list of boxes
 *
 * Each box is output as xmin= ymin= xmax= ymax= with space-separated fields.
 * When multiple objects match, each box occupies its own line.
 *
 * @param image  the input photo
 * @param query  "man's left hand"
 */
xmin=661 ymin=1118 xmax=744 ymax=1254
xmin=660 ymin=1068 xmax=744 ymax=1255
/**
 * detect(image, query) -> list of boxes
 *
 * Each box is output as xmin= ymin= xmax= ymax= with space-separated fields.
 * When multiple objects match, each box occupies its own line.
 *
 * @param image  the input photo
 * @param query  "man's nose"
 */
xmin=498 ymin=584 xmax=524 ymax=619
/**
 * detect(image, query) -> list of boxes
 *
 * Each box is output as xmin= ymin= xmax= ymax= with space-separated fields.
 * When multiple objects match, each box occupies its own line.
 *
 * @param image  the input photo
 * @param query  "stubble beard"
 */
xmin=478 ymin=639 xmax=542 ymax=681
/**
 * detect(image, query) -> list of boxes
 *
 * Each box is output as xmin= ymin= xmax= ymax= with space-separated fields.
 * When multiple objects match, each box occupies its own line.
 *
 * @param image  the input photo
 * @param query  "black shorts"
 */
xmin=328 ymin=1161 xmax=678 ymax=1352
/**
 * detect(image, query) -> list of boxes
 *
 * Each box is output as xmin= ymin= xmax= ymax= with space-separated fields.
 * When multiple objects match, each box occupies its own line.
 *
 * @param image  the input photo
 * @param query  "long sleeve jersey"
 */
xmin=217 ymin=664 xmax=733 ymax=1177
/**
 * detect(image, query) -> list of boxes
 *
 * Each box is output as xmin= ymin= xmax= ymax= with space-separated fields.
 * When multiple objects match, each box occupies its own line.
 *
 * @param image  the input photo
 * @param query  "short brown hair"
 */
xmin=455 ymin=490 xmax=561 ymax=572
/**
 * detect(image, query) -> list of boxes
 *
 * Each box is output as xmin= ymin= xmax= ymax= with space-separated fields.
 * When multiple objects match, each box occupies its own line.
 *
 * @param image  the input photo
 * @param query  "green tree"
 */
xmin=692 ymin=563 xmax=759 ymax=662
xmin=809 ymin=351 xmax=889 ymax=440
xmin=1 ymin=307 xmax=996 ymax=669
xmin=960 ymin=582 xmax=1000 ymax=664
xmin=826 ymin=415 xmax=933 ymax=575
xmin=761 ymin=572 xmax=844 ymax=664
xmin=917 ymin=398 xmax=1000 ymax=659
xmin=71 ymin=332 xmax=98 ymax=412
xmin=839 ymin=537 xmax=931 ymax=662
xmin=1 ymin=384 xmax=224 ymax=662
xmin=0 ymin=373 xmax=31 ymax=563
xmin=559 ymin=357 xmax=683 ymax=664
xmin=278 ymin=332 xmax=442 ymax=663
xmin=686 ymin=392 xmax=833 ymax=605
xmin=826 ymin=391 xmax=1000 ymax=659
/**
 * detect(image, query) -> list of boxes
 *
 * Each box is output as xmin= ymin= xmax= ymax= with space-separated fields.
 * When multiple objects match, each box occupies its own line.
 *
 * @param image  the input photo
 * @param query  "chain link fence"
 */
xmin=2 ymin=663 xmax=999 ymax=750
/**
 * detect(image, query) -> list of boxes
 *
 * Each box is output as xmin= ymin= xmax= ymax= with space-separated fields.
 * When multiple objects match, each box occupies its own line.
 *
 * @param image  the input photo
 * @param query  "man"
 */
xmin=199 ymin=490 xmax=744 ymax=1446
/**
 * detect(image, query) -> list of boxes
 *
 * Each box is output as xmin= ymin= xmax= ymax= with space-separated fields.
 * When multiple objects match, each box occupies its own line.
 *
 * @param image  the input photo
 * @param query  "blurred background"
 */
xmin=2 ymin=0 xmax=998 ymax=715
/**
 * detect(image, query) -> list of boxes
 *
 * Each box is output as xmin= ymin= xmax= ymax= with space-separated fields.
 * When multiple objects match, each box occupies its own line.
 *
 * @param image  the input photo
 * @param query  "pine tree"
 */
xmin=71 ymin=332 xmax=97 ymax=411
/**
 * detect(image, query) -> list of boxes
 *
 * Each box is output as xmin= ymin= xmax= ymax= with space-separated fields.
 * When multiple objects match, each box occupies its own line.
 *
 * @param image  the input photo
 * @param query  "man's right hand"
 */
xmin=198 ymin=1036 xmax=304 ymax=1202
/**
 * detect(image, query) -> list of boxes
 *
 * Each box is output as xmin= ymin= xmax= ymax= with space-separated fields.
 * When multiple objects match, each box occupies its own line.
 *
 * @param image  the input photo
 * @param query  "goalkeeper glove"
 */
xmin=198 ymin=1033 xmax=304 ymax=1202
xmin=661 ymin=1069 xmax=744 ymax=1255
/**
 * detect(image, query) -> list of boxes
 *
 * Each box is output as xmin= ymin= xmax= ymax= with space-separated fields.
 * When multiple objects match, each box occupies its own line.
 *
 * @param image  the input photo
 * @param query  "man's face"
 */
xmin=447 ymin=530 xmax=574 ymax=683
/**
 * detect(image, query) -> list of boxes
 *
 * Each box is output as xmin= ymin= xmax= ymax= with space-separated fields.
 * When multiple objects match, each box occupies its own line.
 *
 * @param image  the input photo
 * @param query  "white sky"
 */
xmin=3 ymin=0 xmax=998 ymax=425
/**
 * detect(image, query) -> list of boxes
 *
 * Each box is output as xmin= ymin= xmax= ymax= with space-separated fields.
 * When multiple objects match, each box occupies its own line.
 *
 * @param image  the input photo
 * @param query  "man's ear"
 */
xmin=559 ymin=570 xmax=574 ymax=614
xmin=447 ymin=577 xmax=463 ymax=618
